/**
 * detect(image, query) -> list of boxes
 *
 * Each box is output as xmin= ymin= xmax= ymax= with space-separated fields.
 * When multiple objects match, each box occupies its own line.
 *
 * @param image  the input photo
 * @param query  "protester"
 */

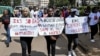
xmin=13 ymin=10 xmax=20 ymax=17
xmin=43 ymin=8 xmax=48 ymax=17
xmin=20 ymin=7 xmax=33 ymax=56
xmin=43 ymin=8 xmax=59 ymax=56
xmin=65 ymin=10 xmax=78 ymax=56
xmin=30 ymin=7 xmax=34 ymax=17
xmin=71 ymin=7 xmax=80 ymax=16
xmin=0 ymin=9 xmax=13 ymax=47
xmin=84 ymin=6 xmax=91 ymax=16
xmin=88 ymin=7 xmax=99 ymax=42
xmin=54 ymin=9 xmax=61 ymax=17
xmin=30 ymin=7 xmax=39 ymax=18
xmin=38 ymin=8 xmax=43 ymax=17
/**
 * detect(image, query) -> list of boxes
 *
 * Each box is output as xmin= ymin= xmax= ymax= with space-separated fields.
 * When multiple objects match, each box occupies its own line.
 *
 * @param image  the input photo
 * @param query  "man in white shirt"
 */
xmin=88 ymin=7 xmax=99 ymax=42
xmin=30 ymin=7 xmax=39 ymax=18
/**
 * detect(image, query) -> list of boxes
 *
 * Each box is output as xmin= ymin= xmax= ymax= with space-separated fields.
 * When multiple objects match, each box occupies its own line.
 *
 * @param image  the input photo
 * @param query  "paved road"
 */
xmin=0 ymin=25 xmax=100 ymax=56
xmin=0 ymin=25 xmax=84 ymax=56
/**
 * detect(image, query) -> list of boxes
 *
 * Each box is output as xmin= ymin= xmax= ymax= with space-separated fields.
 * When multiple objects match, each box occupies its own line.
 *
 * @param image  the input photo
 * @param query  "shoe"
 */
xmin=68 ymin=51 xmax=72 ymax=56
xmin=90 ymin=39 xmax=95 ymax=42
xmin=71 ymin=50 xmax=77 ymax=56
xmin=5 ymin=42 xmax=9 ymax=47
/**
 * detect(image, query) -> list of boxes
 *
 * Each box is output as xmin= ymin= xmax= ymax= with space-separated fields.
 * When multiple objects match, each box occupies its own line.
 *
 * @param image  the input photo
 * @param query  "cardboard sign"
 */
xmin=39 ymin=17 xmax=64 ymax=36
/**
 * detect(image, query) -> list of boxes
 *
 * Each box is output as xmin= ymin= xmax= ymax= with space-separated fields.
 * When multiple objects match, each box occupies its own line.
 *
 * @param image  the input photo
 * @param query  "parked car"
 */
xmin=14 ymin=6 xmax=24 ymax=10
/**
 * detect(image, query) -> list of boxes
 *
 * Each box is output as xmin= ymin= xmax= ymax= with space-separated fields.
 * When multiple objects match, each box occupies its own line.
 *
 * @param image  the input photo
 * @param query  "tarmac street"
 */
xmin=0 ymin=25 xmax=100 ymax=56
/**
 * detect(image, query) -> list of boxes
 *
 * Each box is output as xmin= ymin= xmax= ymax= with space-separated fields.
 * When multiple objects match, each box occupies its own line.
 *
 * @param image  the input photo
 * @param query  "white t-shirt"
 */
xmin=65 ymin=15 xmax=78 ymax=25
xmin=30 ymin=10 xmax=34 ymax=17
xmin=30 ymin=10 xmax=39 ymax=18
xmin=89 ymin=12 xmax=99 ymax=25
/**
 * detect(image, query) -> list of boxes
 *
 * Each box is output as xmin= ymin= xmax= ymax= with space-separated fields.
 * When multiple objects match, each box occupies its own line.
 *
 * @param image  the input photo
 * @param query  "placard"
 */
xmin=10 ymin=17 xmax=38 ymax=37
xmin=39 ymin=17 xmax=64 ymax=36
xmin=65 ymin=17 xmax=89 ymax=34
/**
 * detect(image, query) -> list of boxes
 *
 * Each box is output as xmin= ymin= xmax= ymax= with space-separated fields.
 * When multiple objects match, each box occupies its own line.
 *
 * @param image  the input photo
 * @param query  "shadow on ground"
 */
xmin=10 ymin=51 xmax=46 ymax=56
xmin=56 ymin=35 xmax=68 ymax=55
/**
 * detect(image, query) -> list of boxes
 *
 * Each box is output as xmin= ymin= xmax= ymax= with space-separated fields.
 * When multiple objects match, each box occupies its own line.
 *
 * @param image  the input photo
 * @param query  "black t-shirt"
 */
xmin=1 ymin=14 xmax=13 ymax=25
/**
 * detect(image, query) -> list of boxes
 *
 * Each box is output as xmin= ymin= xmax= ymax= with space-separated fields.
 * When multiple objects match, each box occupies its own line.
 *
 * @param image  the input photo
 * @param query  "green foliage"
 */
xmin=55 ymin=0 xmax=69 ymax=7
xmin=0 ymin=0 xmax=21 ymax=6
xmin=49 ymin=0 xmax=69 ymax=7
xmin=68 ymin=0 xmax=76 ymax=7
xmin=14 ymin=0 xmax=21 ymax=6
xmin=0 ymin=0 xmax=11 ymax=6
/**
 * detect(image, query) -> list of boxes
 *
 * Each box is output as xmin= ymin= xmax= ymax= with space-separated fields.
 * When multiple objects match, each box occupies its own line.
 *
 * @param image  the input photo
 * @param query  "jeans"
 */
xmin=66 ymin=34 xmax=78 ymax=51
xmin=90 ymin=24 xmax=98 ymax=39
xmin=20 ymin=37 xmax=33 ymax=56
xmin=4 ymin=25 xmax=11 ymax=43
xmin=98 ymin=22 xmax=100 ymax=34
xmin=45 ymin=36 xmax=57 ymax=56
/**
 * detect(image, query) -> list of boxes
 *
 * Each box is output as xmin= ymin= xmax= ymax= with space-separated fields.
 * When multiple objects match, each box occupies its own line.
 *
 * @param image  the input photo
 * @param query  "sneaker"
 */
xmin=68 ymin=51 xmax=72 ymax=56
xmin=90 ymin=39 xmax=95 ymax=42
xmin=71 ymin=50 xmax=77 ymax=56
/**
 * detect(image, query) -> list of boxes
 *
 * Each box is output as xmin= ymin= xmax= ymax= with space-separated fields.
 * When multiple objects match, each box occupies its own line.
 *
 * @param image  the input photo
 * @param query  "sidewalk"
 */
xmin=78 ymin=33 xmax=100 ymax=56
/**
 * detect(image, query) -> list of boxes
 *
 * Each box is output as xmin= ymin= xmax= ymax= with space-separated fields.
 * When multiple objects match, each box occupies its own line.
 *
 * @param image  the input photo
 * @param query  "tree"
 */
xmin=14 ymin=0 xmax=21 ymax=6
xmin=49 ymin=0 xmax=69 ymax=7
xmin=55 ymin=0 xmax=69 ymax=7
xmin=49 ymin=0 xmax=54 ymax=7
xmin=0 ymin=0 xmax=21 ymax=7
xmin=68 ymin=0 xmax=76 ymax=7
xmin=0 ymin=0 xmax=11 ymax=6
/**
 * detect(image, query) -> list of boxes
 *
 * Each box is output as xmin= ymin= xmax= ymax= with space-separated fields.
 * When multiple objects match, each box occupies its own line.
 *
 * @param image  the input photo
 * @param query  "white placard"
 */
xmin=10 ymin=17 xmax=39 ymax=37
xmin=39 ymin=17 xmax=64 ymax=36
xmin=65 ymin=17 xmax=89 ymax=34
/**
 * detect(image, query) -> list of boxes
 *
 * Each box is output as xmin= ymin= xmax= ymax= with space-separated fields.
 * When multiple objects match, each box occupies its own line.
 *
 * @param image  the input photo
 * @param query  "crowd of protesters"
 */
xmin=0 ymin=6 xmax=100 ymax=56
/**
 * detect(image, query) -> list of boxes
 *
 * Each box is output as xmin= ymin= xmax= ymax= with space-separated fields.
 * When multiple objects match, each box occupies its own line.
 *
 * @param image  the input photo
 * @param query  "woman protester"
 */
xmin=0 ymin=9 xmax=13 ymax=47
xmin=20 ymin=7 xmax=33 ymax=56
xmin=43 ymin=8 xmax=60 ymax=56
xmin=65 ymin=10 xmax=78 ymax=56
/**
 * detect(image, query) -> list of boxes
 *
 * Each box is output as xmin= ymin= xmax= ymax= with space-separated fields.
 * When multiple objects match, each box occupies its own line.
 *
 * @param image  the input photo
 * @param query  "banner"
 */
xmin=10 ymin=17 xmax=39 ymax=37
xmin=39 ymin=17 xmax=64 ymax=36
xmin=65 ymin=17 xmax=89 ymax=34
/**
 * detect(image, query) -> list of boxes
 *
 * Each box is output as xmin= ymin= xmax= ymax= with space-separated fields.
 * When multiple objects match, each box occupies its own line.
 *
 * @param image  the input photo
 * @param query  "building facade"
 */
xmin=25 ymin=0 xmax=49 ymax=8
